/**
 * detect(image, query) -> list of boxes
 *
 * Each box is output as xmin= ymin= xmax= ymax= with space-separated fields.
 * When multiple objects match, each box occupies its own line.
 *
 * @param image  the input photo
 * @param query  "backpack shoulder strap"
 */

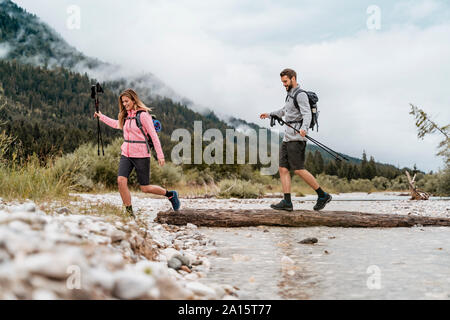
xmin=135 ymin=110 xmax=146 ymax=128
xmin=290 ymin=87 xmax=306 ymax=110
xmin=135 ymin=110 xmax=152 ymax=154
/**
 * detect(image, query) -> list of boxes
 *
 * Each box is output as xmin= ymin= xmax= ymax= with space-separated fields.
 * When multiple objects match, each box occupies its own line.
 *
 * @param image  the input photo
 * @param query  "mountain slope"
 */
xmin=0 ymin=0 xmax=188 ymax=102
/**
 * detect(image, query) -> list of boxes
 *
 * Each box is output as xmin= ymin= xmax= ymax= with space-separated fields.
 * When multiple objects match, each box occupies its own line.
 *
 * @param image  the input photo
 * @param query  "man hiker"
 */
xmin=260 ymin=68 xmax=332 ymax=211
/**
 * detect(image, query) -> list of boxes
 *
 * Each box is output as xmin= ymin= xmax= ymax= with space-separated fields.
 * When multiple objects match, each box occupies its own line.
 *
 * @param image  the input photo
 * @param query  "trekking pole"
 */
xmin=303 ymin=134 xmax=349 ymax=162
xmin=91 ymin=83 xmax=105 ymax=156
xmin=270 ymin=115 xmax=349 ymax=162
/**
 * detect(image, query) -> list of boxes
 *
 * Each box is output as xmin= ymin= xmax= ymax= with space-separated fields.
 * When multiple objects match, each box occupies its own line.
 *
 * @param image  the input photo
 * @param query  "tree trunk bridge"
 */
xmin=155 ymin=209 xmax=450 ymax=228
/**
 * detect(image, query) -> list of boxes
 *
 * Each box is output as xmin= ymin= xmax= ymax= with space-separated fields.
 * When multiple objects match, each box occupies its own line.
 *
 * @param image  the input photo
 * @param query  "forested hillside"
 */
xmin=0 ymin=59 xmax=234 ymax=160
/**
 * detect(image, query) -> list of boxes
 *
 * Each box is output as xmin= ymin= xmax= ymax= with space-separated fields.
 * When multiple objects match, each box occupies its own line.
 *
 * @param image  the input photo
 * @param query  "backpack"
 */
xmin=125 ymin=110 xmax=162 ymax=157
xmin=286 ymin=88 xmax=319 ymax=131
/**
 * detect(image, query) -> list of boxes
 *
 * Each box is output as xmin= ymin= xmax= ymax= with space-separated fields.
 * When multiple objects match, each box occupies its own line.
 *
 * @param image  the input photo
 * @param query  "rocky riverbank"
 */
xmin=0 ymin=198 xmax=239 ymax=300
xmin=1 ymin=192 xmax=448 ymax=300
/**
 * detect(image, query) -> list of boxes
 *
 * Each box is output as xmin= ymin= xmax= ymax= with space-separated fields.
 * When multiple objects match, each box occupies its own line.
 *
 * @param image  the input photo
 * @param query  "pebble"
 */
xmin=86 ymin=268 xmax=116 ymax=291
xmin=232 ymin=254 xmax=251 ymax=262
xmin=168 ymin=257 xmax=182 ymax=270
xmin=21 ymin=249 xmax=86 ymax=280
xmin=180 ymin=265 xmax=192 ymax=273
xmin=299 ymin=237 xmax=318 ymax=244
xmin=112 ymin=272 xmax=156 ymax=300
xmin=56 ymin=207 xmax=72 ymax=215
xmin=109 ymin=230 xmax=127 ymax=243
xmin=184 ymin=273 xmax=198 ymax=281
xmin=173 ymin=254 xmax=191 ymax=267
xmin=185 ymin=281 xmax=216 ymax=298
xmin=160 ymin=248 xmax=180 ymax=261
xmin=32 ymin=289 xmax=59 ymax=300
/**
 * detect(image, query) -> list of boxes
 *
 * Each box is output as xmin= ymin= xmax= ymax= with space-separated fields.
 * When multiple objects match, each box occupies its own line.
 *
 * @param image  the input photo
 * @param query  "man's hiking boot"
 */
xmin=125 ymin=206 xmax=136 ymax=219
xmin=313 ymin=193 xmax=332 ymax=211
xmin=168 ymin=191 xmax=181 ymax=211
xmin=270 ymin=199 xmax=293 ymax=212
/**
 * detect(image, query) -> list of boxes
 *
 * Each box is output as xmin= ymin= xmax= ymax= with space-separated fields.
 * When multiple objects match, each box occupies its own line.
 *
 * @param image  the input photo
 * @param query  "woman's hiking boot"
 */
xmin=313 ymin=193 xmax=332 ymax=211
xmin=270 ymin=199 xmax=293 ymax=212
xmin=168 ymin=191 xmax=181 ymax=211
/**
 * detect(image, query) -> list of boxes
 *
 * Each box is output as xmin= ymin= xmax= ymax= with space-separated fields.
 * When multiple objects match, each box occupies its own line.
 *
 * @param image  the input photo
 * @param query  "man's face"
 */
xmin=281 ymin=75 xmax=295 ymax=91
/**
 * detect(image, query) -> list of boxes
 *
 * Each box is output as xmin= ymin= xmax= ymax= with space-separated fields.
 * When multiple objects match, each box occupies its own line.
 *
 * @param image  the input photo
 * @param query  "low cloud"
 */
xmin=0 ymin=43 xmax=11 ymax=58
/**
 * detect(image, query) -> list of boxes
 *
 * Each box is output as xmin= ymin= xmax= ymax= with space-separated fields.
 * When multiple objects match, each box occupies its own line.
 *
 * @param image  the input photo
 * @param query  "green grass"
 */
xmin=39 ymin=195 xmax=133 ymax=223
xmin=0 ymin=156 xmax=72 ymax=202
xmin=1 ymin=130 xmax=447 ymax=203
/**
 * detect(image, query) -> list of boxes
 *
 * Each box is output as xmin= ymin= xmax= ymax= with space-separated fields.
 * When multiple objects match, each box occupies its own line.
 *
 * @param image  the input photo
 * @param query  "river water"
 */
xmin=76 ymin=192 xmax=450 ymax=300
xmin=195 ymin=194 xmax=450 ymax=300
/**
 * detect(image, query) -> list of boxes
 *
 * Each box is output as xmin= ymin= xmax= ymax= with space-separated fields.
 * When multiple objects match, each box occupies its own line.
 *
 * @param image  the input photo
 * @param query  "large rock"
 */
xmin=185 ymin=281 xmax=217 ymax=298
xmin=21 ymin=248 xmax=87 ymax=280
xmin=168 ymin=257 xmax=182 ymax=270
xmin=156 ymin=276 xmax=194 ymax=300
xmin=112 ymin=272 xmax=156 ymax=300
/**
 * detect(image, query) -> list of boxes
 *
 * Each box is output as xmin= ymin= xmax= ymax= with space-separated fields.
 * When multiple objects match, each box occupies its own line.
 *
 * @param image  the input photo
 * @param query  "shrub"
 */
xmin=218 ymin=179 xmax=265 ymax=199
xmin=182 ymin=168 xmax=215 ymax=186
xmin=372 ymin=176 xmax=391 ymax=190
xmin=349 ymin=179 xmax=374 ymax=193
xmin=251 ymin=171 xmax=276 ymax=185
xmin=437 ymin=168 xmax=450 ymax=196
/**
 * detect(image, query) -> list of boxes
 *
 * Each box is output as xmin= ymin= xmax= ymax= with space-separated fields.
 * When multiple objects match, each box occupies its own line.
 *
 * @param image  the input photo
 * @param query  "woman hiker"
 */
xmin=260 ymin=68 xmax=332 ymax=212
xmin=94 ymin=88 xmax=180 ymax=218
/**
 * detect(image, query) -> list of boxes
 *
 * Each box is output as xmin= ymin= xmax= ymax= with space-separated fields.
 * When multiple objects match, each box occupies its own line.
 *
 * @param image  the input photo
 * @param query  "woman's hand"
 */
xmin=158 ymin=158 xmax=165 ymax=167
xmin=260 ymin=113 xmax=270 ymax=119
xmin=94 ymin=111 xmax=103 ymax=118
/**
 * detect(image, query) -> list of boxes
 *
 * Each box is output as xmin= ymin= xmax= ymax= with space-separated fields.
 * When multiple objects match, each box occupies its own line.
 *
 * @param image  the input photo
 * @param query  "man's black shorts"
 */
xmin=279 ymin=141 xmax=307 ymax=171
xmin=118 ymin=156 xmax=150 ymax=186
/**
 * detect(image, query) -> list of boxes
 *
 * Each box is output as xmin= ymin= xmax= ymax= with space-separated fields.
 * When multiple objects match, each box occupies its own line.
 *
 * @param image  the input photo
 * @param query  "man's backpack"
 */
xmin=125 ymin=110 xmax=162 ymax=158
xmin=286 ymin=88 xmax=319 ymax=131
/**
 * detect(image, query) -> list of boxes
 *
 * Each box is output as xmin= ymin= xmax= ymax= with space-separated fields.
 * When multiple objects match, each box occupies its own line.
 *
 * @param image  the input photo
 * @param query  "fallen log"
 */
xmin=155 ymin=209 xmax=450 ymax=228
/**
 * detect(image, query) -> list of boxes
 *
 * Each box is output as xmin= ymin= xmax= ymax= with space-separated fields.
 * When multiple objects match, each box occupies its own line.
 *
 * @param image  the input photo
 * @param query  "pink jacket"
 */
xmin=99 ymin=109 xmax=164 ymax=160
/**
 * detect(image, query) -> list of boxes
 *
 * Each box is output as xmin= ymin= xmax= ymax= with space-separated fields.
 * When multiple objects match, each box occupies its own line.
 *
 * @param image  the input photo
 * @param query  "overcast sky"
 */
xmin=14 ymin=0 xmax=450 ymax=172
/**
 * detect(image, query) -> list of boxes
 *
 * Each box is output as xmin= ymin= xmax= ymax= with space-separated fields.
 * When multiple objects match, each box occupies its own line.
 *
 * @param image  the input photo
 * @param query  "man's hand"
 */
xmin=158 ymin=158 xmax=165 ymax=167
xmin=299 ymin=129 xmax=307 ymax=137
xmin=260 ymin=113 xmax=270 ymax=119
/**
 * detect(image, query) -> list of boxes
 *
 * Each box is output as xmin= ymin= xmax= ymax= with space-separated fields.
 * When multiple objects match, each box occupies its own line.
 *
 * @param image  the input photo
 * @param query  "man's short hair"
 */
xmin=280 ymin=68 xmax=297 ymax=80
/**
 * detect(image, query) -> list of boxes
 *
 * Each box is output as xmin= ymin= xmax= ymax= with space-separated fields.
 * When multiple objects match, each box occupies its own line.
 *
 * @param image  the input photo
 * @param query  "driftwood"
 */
xmin=405 ymin=171 xmax=430 ymax=200
xmin=155 ymin=209 xmax=450 ymax=228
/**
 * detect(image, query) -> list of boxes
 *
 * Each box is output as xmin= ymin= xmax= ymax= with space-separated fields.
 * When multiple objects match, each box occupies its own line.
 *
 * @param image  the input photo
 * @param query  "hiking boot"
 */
xmin=168 ymin=191 xmax=181 ymax=211
xmin=313 ymin=193 xmax=332 ymax=211
xmin=270 ymin=199 xmax=293 ymax=212
xmin=125 ymin=206 xmax=136 ymax=219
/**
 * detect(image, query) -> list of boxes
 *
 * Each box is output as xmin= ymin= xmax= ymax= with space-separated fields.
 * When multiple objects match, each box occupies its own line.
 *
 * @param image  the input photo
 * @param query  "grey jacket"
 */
xmin=270 ymin=86 xmax=312 ymax=142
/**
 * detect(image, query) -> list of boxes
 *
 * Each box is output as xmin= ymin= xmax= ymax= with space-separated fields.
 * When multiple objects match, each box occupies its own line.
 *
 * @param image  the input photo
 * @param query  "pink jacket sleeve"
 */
xmin=99 ymin=114 xmax=119 ymax=129
xmin=141 ymin=112 xmax=165 ymax=160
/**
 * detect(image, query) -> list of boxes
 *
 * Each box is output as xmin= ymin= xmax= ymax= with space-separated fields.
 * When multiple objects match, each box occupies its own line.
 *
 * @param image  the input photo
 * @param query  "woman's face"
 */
xmin=122 ymin=96 xmax=135 ymax=111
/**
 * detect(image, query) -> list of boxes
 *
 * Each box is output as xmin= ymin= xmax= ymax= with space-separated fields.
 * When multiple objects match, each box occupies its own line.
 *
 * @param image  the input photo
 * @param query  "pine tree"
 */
xmin=314 ymin=150 xmax=324 ymax=174
xmin=368 ymin=156 xmax=377 ymax=180
xmin=360 ymin=150 xmax=371 ymax=179
xmin=325 ymin=160 xmax=338 ymax=176
xmin=305 ymin=151 xmax=316 ymax=174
